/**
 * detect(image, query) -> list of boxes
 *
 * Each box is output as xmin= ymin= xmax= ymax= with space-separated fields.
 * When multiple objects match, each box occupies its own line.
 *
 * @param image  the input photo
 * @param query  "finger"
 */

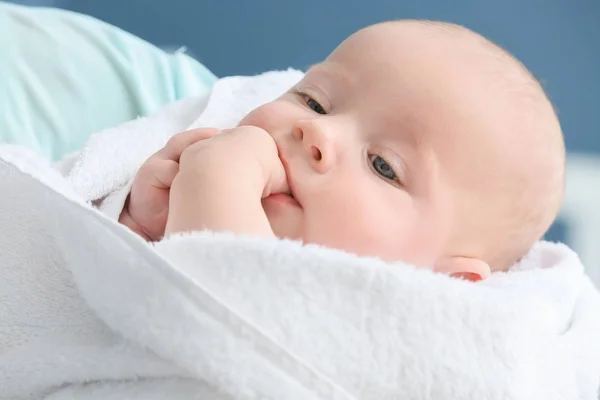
xmin=159 ymin=128 xmax=221 ymax=161
xmin=262 ymin=156 xmax=290 ymax=198
xmin=149 ymin=159 xmax=180 ymax=189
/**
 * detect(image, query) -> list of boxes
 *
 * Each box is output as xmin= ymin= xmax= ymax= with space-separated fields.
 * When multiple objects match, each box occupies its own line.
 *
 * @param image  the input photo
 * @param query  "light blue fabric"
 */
xmin=0 ymin=2 xmax=217 ymax=160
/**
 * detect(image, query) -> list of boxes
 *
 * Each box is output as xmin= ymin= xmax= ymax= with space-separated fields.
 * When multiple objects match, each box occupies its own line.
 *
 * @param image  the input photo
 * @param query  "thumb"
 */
xmin=262 ymin=155 xmax=289 ymax=198
xmin=150 ymin=159 xmax=180 ymax=189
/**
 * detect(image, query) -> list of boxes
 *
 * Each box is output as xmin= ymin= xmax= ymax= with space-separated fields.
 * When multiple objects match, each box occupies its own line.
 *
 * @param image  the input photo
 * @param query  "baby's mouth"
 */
xmin=266 ymin=191 xmax=300 ymax=208
xmin=283 ymin=183 xmax=295 ymax=200
xmin=275 ymin=146 xmax=302 ymax=208
xmin=276 ymin=170 xmax=301 ymax=208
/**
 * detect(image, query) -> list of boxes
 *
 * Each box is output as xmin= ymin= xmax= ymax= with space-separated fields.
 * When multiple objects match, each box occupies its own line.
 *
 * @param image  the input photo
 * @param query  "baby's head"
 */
xmin=239 ymin=20 xmax=565 ymax=279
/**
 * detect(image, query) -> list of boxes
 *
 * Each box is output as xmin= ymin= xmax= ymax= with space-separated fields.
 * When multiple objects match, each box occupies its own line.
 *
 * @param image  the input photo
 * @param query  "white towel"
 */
xmin=1 ymin=69 xmax=600 ymax=400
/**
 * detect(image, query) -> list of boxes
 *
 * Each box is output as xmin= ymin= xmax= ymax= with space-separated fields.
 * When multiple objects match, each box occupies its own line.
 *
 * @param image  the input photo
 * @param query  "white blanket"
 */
xmin=1 ymin=69 xmax=600 ymax=400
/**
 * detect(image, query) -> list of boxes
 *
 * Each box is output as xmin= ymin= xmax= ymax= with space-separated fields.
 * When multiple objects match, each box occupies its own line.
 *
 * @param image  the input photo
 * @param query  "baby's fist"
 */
xmin=119 ymin=128 xmax=220 ymax=241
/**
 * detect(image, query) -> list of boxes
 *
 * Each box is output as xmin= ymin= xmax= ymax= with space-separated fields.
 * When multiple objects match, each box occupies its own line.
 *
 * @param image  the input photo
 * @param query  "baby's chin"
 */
xmin=261 ymin=196 xmax=304 ymax=241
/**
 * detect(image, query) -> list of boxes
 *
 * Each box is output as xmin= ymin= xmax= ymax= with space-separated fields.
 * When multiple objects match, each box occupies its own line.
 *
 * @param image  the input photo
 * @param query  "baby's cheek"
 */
xmin=238 ymin=102 xmax=283 ymax=132
xmin=238 ymin=97 xmax=304 ymax=135
xmin=304 ymin=192 xmax=415 ymax=260
xmin=239 ymin=105 xmax=267 ymax=128
xmin=309 ymin=186 xmax=442 ymax=264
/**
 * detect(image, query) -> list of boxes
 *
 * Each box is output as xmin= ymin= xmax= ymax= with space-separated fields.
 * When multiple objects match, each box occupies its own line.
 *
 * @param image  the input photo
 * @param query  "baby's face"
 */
xmin=239 ymin=22 xmax=533 ymax=268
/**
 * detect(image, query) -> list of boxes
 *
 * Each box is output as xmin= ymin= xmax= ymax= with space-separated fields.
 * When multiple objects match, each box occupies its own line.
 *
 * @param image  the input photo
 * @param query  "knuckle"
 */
xmin=166 ymin=132 xmax=186 ymax=148
xmin=167 ymin=128 xmax=218 ymax=149
xmin=140 ymin=157 xmax=162 ymax=173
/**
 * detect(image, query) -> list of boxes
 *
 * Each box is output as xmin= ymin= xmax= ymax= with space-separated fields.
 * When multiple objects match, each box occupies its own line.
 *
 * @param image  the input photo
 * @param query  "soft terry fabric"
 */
xmin=0 ymin=2 xmax=216 ymax=161
xmin=1 ymin=69 xmax=600 ymax=400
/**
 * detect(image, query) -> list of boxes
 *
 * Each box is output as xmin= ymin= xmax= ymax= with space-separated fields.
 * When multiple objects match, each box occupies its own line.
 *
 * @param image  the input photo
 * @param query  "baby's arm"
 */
xmin=165 ymin=126 xmax=287 ymax=238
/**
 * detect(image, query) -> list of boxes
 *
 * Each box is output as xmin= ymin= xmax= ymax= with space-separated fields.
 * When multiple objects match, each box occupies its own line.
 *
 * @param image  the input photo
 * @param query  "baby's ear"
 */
xmin=433 ymin=257 xmax=491 ymax=282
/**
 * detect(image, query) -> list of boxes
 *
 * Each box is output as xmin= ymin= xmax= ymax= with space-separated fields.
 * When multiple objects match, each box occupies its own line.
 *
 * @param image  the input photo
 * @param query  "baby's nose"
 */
xmin=292 ymin=121 xmax=335 ymax=174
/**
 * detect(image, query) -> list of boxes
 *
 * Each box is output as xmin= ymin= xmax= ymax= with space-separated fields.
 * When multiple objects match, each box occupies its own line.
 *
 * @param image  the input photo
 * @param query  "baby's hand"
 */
xmin=165 ymin=125 xmax=288 ymax=237
xmin=119 ymin=128 xmax=220 ymax=241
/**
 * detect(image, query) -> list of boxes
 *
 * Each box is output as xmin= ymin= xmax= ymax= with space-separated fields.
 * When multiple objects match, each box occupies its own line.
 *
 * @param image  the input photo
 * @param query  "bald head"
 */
xmin=250 ymin=20 xmax=566 ymax=276
xmin=405 ymin=20 xmax=566 ymax=269
xmin=340 ymin=20 xmax=566 ymax=270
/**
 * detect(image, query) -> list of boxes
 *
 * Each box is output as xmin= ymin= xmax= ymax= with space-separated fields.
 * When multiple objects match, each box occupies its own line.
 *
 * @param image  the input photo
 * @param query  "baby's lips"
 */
xmin=272 ymin=139 xmax=303 ymax=205
xmin=264 ymin=165 xmax=290 ymax=199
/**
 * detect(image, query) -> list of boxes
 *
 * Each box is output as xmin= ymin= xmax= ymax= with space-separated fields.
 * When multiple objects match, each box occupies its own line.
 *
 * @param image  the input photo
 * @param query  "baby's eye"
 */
xmin=305 ymin=96 xmax=327 ymax=115
xmin=369 ymin=154 xmax=397 ymax=181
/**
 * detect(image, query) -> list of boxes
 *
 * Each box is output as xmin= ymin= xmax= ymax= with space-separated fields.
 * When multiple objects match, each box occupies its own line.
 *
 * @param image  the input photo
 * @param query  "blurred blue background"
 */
xmin=3 ymin=0 xmax=599 ymax=276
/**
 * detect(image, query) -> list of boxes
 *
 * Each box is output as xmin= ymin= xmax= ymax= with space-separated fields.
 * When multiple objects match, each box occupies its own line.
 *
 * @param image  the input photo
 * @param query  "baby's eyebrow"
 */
xmin=304 ymin=64 xmax=329 ymax=79
xmin=304 ymin=63 xmax=354 ymax=87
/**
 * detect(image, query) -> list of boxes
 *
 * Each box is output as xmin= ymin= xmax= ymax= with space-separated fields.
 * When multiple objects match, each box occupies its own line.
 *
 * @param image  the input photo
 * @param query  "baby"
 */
xmin=120 ymin=20 xmax=565 ymax=281
xmin=4 ymin=18 xmax=598 ymax=400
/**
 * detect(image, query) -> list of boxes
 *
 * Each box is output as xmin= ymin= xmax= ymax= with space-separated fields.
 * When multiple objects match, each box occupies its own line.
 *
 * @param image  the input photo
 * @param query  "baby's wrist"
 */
xmin=118 ymin=204 xmax=152 ymax=241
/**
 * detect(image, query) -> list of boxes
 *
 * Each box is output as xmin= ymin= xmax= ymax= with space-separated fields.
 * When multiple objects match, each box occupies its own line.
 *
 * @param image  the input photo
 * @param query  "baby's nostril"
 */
xmin=311 ymin=146 xmax=322 ymax=161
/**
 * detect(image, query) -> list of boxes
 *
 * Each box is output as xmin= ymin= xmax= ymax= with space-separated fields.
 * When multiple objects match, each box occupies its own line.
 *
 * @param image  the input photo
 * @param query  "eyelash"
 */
xmin=369 ymin=153 xmax=401 ymax=186
xmin=297 ymin=90 xmax=327 ymax=115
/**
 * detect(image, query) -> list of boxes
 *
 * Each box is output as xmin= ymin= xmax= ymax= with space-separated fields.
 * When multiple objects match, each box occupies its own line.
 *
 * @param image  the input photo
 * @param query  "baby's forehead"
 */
xmin=334 ymin=27 xmax=543 ymax=116
xmin=308 ymin=23 xmax=552 ymax=148
xmin=329 ymin=22 xmax=528 ymax=87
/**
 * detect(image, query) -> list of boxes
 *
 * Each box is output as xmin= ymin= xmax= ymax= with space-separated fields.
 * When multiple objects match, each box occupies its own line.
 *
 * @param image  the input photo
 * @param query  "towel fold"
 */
xmin=1 ymin=69 xmax=600 ymax=400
